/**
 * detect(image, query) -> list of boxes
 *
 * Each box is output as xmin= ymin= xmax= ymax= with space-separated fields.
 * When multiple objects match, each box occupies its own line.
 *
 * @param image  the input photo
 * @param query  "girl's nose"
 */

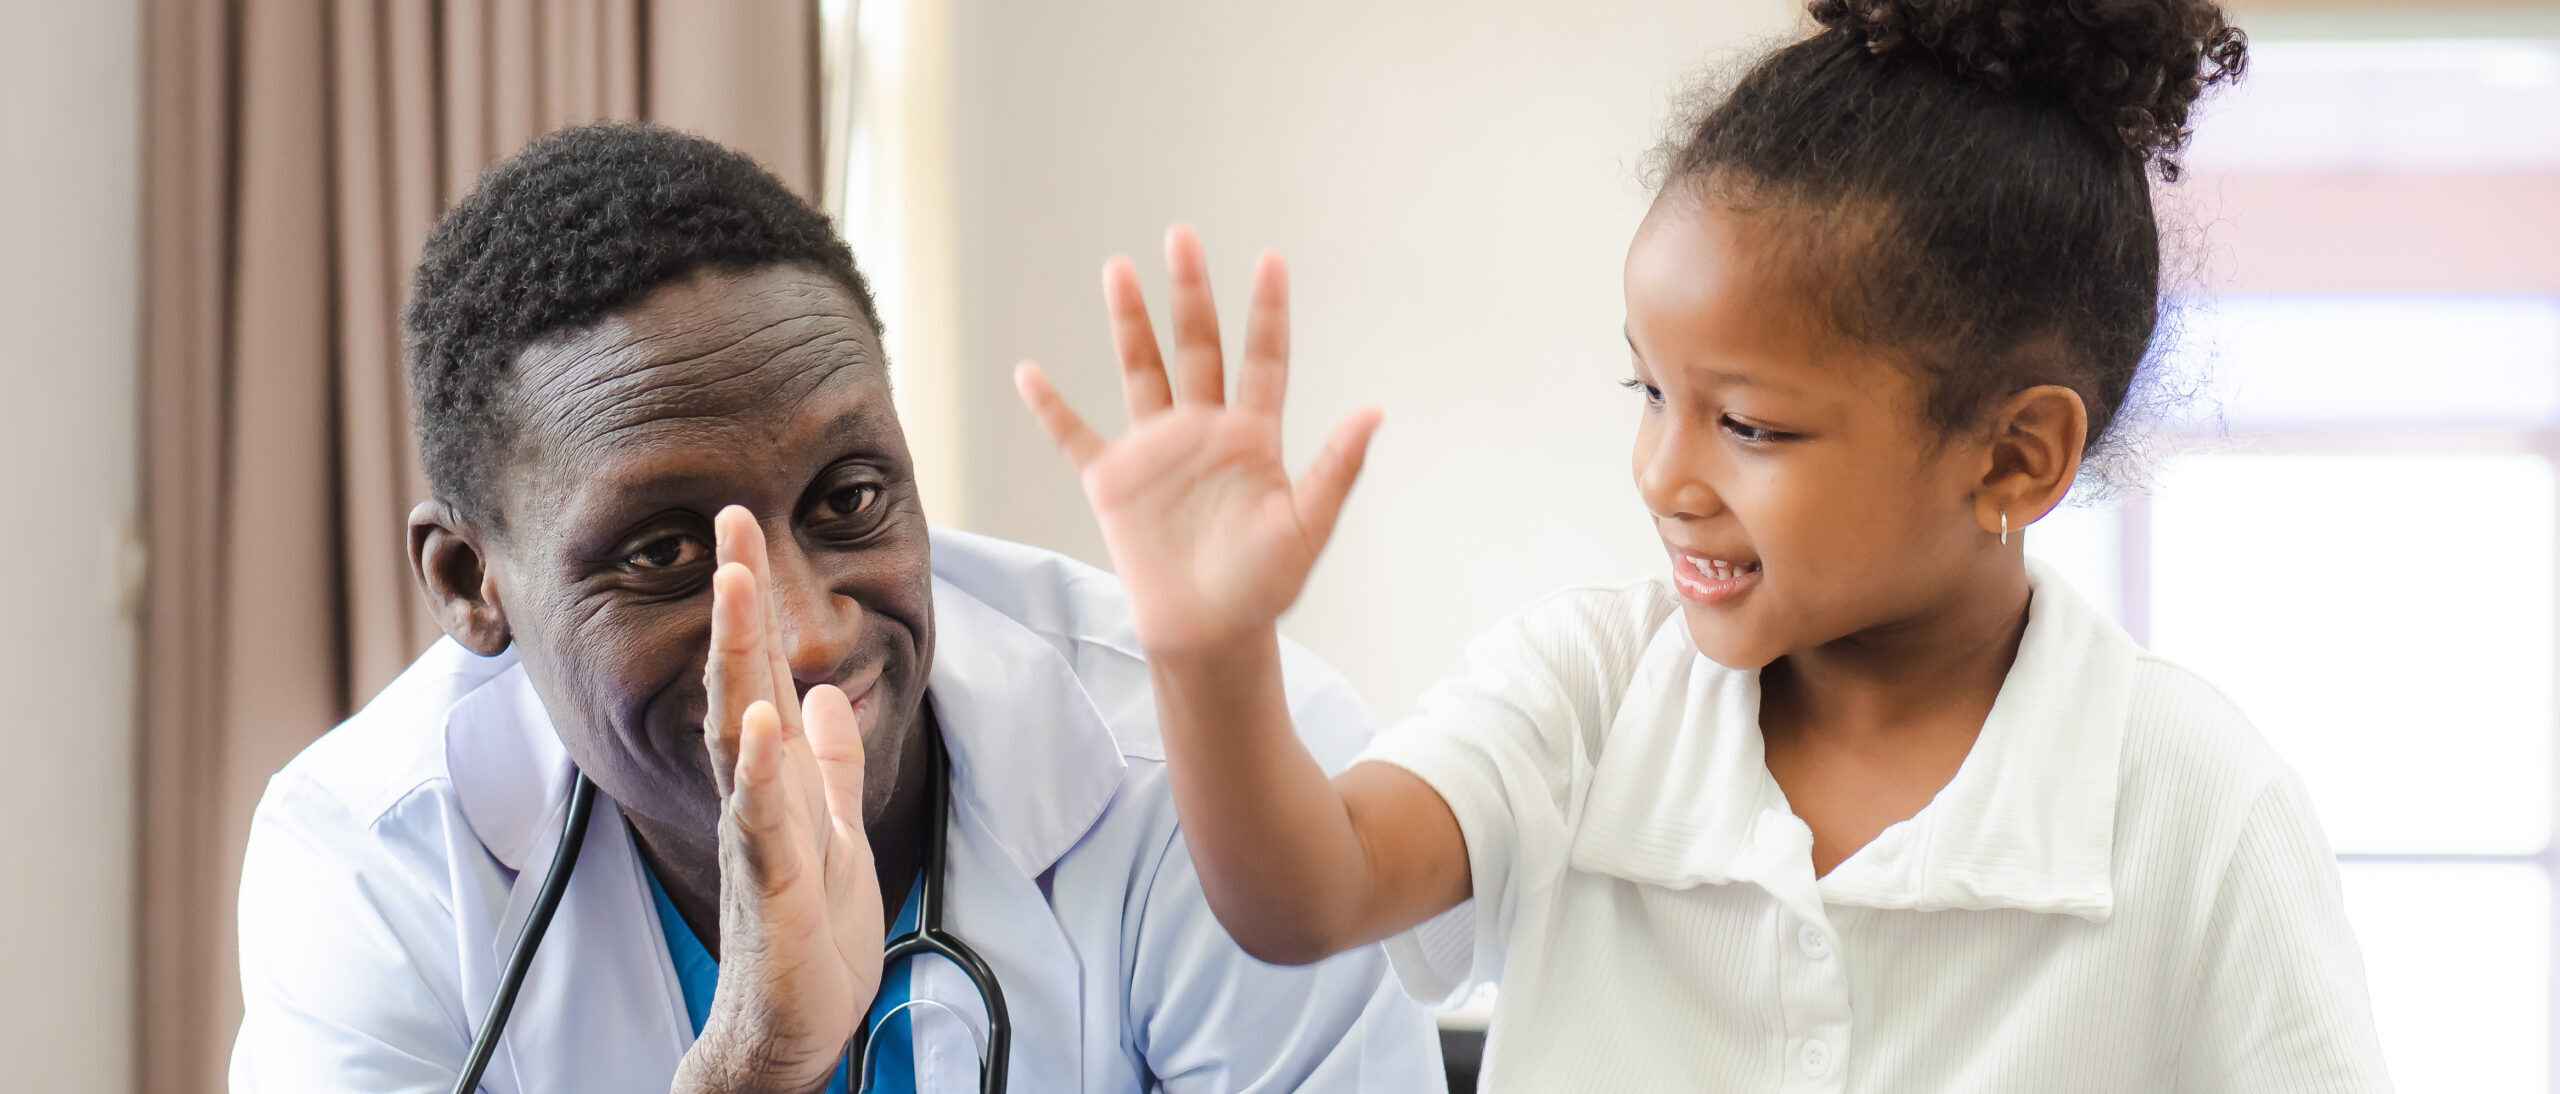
xmin=1634 ymin=418 xmax=1721 ymax=521
xmin=764 ymin=541 xmax=863 ymax=686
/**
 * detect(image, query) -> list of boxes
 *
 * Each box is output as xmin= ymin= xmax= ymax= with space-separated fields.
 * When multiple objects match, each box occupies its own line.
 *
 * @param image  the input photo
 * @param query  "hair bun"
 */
xmin=1808 ymin=0 xmax=2246 ymax=174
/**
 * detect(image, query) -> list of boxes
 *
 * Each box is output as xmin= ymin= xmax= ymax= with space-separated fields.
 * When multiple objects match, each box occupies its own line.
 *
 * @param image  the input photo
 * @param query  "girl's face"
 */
xmin=1623 ymin=195 xmax=2002 ymax=669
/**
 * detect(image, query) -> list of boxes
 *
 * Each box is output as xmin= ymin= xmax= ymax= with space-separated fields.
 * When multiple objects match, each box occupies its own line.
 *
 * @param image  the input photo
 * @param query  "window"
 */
xmin=2025 ymin=33 xmax=2560 ymax=1090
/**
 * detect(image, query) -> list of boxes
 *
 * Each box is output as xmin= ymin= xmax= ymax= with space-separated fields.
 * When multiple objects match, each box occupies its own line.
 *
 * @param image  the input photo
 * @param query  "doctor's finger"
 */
xmin=803 ymin=684 xmax=870 ymax=842
xmin=1014 ymin=363 xmax=1108 ymax=468
xmin=1236 ymin=252 xmax=1290 ymax=415
xmin=705 ymin=561 xmax=772 ymax=798
xmin=1165 ymin=225 xmax=1227 ymax=406
xmin=727 ymin=700 xmax=808 ymax=896
xmin=1104 ymin=257 xmax=1173 ymax=422
xmin=719 ymin=507 xmax=807 ymax=742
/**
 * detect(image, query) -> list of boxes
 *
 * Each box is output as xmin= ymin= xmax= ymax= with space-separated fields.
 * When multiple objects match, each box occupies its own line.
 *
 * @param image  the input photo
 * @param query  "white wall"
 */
xmin=942 ymin=0 xmax=1800 ymax=717
xmin=0 ymin=1 xmax=140 ymax=1090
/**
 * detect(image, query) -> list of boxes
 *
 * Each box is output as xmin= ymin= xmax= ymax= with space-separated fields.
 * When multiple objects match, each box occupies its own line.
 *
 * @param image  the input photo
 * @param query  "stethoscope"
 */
xmin=450 ymin=731 xmax=1011 ymax=1094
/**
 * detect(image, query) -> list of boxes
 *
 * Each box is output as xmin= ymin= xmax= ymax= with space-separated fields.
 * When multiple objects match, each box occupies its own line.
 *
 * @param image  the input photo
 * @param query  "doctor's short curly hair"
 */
xmin=404 ymin=123 xmax=881 ymax=529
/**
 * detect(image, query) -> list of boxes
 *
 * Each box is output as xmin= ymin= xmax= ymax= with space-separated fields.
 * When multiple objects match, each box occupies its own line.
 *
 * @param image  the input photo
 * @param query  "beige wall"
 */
xmin=0 ymin=0 xmax=140 ymax=1090
xmin=941 ymin=0 xmax=1802 ymax=717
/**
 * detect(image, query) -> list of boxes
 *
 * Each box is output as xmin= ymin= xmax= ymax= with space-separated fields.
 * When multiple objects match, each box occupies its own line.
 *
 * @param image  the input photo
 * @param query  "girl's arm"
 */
xmin=1014 ymin=225 xmax=1472 ymax=964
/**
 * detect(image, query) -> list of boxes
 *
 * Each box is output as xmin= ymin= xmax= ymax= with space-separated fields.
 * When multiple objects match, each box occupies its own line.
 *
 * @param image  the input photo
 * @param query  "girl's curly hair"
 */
xmin=1663 ymin=0 xmax=2245 ymax=478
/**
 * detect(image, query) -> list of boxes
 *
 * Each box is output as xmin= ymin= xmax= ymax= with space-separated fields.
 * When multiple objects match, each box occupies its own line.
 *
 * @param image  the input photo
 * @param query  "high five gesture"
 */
xmin=1014 ymin=227 xmax=1468 ymax=967
xmin=1013 ymin=226 xmax=1381 ymax=655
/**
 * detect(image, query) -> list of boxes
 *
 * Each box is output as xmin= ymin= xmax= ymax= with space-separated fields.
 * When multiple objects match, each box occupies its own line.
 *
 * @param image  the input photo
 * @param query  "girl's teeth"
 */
xmin=1686 ymin=555 xmax=1758 ymax=581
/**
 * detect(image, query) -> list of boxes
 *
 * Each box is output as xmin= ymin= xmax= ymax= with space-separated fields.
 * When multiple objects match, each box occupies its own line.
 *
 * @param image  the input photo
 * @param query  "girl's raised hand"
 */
xmin=1015 ymin=225 xmax=1381 ymax=655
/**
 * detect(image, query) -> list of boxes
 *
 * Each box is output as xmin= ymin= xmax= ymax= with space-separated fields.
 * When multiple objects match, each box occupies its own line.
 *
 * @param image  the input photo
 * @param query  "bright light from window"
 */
xmin=2149 ymin=453 xmax=2554 ymax=854
xmin=2165 ymin=295 xmax=2560 ymax=430
xmin=2184 ymin=40 xmax=2560 ymax=173
xmin=2342 ymin=861 xmax=2550 ymax=1092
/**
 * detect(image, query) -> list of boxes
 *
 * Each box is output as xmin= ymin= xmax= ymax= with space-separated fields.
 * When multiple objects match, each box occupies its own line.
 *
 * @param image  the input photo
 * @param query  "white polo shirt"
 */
xmin=1359 ymin=563 xmax=2392 ymax=1093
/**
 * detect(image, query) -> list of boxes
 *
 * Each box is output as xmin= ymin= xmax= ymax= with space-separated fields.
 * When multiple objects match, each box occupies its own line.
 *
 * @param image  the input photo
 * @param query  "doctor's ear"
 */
xmin=410 ymin=500 xmax=512 ymax=656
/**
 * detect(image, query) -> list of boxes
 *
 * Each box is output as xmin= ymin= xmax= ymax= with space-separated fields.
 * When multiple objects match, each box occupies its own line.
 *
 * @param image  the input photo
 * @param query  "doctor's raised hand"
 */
xmin=674 ymin=505 xmax=887 ymax=1094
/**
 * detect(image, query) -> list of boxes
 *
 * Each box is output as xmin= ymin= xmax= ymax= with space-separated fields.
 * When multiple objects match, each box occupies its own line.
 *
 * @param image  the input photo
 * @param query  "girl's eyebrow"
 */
xmin=1625 ymin=327 xmax=1762 ymax=390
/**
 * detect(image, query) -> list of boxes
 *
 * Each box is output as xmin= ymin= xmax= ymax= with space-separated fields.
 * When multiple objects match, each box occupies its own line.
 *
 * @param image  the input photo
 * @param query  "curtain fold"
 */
xmin=139 ymin=4 xmax=820 ymax=1091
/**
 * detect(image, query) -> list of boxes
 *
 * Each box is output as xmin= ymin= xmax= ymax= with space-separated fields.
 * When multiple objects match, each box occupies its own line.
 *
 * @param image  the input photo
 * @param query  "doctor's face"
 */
xmin=475 ymin=263 xmax=935 ymax=842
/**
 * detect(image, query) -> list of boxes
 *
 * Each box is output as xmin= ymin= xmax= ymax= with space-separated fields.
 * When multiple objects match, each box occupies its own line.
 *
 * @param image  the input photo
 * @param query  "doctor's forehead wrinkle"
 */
xmin=513 ymin=301 xmax=883 ymax=460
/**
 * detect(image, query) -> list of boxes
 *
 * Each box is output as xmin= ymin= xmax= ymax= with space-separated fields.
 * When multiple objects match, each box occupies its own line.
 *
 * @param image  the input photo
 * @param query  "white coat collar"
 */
xmin=925 ymin=568 xmax=1129 ymax=879
xmin=1567 ymin=562 xmax=2132 ymax=922
xmin=445 ymin=655 xmax=561 ymax=872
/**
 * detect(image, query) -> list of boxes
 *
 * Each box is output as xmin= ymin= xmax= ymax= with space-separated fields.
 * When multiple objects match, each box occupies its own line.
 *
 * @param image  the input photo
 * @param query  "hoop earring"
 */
xmin=1999 ymin=508 xmax=2009 ymax=546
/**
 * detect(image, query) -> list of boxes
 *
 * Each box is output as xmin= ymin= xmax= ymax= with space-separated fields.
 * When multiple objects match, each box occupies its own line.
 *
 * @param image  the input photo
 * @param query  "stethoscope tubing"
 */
xmin=851 ymin=731 xmax=1011 ymax=1093
xmin=449 ymin=772 xmax=599 ymax=1094
xmin=450 ymin=730 xmax=1010 ymax=1094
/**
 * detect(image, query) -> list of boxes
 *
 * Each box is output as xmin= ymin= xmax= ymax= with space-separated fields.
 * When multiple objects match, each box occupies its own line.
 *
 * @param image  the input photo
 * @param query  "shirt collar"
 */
xmin=446 ymin=531 xmax=1131 ymax=882
xmin=1568 ymin=562 xmax=2132 ymax=922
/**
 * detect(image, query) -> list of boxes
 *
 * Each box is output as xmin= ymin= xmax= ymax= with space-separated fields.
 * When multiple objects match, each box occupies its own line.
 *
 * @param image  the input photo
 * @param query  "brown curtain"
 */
xmin=138 ymin=3 xmax=821 ymax=1092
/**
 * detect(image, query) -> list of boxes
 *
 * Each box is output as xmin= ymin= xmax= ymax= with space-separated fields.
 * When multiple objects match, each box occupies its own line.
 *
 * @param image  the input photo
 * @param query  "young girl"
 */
xmin=1017 ymin=0 xmax=2392 ymax=1088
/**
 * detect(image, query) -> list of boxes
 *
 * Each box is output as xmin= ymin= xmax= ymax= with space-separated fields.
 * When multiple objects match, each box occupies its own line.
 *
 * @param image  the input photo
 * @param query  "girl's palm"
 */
xmin=1017 ymin=227 xmax=1380 ymax=653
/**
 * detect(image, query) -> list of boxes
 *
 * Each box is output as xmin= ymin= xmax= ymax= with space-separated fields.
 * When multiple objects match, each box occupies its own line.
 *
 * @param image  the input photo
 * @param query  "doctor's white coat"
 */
xmin=230 ymin=528 xmax=1444 ymax=1093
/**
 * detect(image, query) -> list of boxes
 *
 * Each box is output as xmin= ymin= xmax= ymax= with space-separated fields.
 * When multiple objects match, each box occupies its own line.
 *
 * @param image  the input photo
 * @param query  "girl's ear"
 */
xmin=1973 ymin=384 xmax=2089 ymax=543
xmin=409 ymin=500 xmax=512 ymax=656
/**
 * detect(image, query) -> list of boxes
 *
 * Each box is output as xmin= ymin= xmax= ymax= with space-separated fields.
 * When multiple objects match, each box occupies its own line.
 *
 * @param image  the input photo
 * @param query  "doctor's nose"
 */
xmin=764 ymin=544 xmax=864 ymax=687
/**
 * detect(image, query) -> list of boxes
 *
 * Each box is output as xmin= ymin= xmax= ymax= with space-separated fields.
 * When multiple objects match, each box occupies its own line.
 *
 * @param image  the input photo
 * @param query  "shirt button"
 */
xmin=1798 ymin=923 xmax=1830 ymax=960
xmin=1801 ymin=1038 xmax=1832 ymax=1076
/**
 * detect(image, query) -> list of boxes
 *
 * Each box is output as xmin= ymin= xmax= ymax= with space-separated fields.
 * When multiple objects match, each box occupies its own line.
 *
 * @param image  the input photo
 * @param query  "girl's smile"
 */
xmin=1666 ymin=546 xmax=1762 ymax=606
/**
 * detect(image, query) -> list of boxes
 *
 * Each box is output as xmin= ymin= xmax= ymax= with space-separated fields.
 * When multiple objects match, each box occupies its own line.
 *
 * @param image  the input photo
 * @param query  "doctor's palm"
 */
xmin=677 ymin=507 xmax=885 ymax=1094
xmin=1016 ymin=227 xmax=1380 ymax=653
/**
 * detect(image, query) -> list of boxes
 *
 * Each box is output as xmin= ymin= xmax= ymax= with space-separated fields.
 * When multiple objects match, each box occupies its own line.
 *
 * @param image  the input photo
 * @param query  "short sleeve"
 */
xmin=2176 ymin=770 xmax=2394 ymax=1093
xmin=1351 ymin=582 xmax=1675 ymax=1004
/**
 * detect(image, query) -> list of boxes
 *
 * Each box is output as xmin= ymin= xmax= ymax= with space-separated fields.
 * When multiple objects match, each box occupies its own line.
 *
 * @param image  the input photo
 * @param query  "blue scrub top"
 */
xmin=645 ymin=862 xmax=926 ymax=1094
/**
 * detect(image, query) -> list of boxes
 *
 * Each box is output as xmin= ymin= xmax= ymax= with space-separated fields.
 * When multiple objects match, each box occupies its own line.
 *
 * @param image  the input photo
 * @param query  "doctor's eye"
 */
xmin=625 ymin=534 xmax=710 ymax=571
xmin=804 ymin=465 xmax=896 ymax=542
xmin=817 ymin=482 xmax=882 ymax=523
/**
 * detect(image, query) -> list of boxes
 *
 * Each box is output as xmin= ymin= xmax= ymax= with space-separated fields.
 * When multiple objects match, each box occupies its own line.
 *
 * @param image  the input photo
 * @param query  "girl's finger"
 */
xmin=1237 ymin=252 xmax=1291 ymax=415
xmin=1015 ymin=362 xmax=1109 ymax=467
xmin=704 ymin=560 xmax=770 ymax=799
xmin=1290 ymin=407 xmax=1384 ymax=549
xmin=1105 ymin=257 xmax=1174 ymax=422
xmin=1165 ymin=224 xmax=1226 ymax=406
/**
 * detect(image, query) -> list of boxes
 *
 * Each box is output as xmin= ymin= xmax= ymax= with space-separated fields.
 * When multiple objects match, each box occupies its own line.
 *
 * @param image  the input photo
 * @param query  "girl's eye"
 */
xmin=1720 ymin=415 xmax=1790 ymax=443
xmin=1619 ymin=378 xmax=1665 ymax=406
xmin=625 ymin=535 xmax=710 ymax=571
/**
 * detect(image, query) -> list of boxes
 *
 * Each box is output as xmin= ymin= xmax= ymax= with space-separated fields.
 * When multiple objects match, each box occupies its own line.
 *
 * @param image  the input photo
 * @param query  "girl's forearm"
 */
xmin=1147 ymin=629 xmax=1382 ymax=965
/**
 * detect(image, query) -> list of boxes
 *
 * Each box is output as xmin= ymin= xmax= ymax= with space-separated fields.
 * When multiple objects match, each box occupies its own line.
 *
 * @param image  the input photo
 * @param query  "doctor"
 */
xmin=229 ymin=123 xmax=1443 ymax=1093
